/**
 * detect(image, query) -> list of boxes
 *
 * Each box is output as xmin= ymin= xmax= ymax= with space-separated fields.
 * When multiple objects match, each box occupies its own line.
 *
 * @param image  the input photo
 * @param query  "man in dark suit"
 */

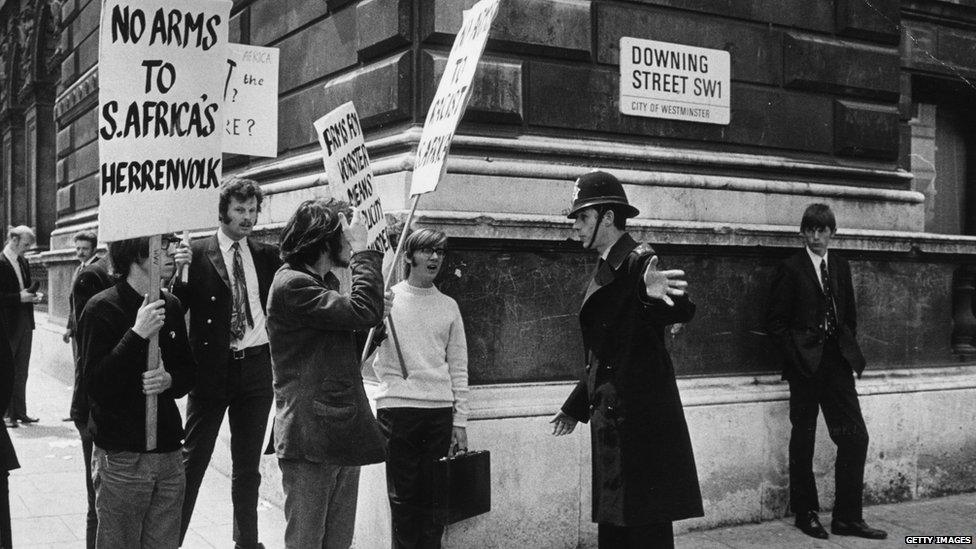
xmin=0 ymin=226 xmax=41 ymax=428
xmin=64 ymin=229 xmax=113 ymax=549
xmin=173 ymin=178 xmax=281 ymax=549
xmin=767 ymin=203 xmax=887 ymax=541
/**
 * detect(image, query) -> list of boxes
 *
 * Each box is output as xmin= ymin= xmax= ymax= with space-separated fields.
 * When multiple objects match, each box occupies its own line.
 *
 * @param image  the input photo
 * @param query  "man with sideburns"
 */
xmin=173 ymin=177 xmax=281 ymax=549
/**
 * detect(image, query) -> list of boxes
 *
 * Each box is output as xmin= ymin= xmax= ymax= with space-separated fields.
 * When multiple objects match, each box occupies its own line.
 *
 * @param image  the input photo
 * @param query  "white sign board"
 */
xmin=410 ymin=0 xmax=500 ymax=196
xmin=619 ymin=37 xmax=730 ymax=125
xmin=314 ymin=102 xmax=390 ymax=253
xmin=97 ymin=0 xmax=232 ymax=241
xmin=222 ymin=44 xmax=279 ymax=157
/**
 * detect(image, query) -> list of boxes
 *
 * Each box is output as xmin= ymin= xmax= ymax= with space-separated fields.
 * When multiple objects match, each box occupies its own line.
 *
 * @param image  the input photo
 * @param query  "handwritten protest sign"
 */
xmin=410 ymin=0 xmax=499 ymax=196
xmin=97 ymin=0 xmax=232 ymax=241
xmin=223 ymin=43 xmax=279 ymax=157
xmin=314 ymin=102 xmax=390 ymax=252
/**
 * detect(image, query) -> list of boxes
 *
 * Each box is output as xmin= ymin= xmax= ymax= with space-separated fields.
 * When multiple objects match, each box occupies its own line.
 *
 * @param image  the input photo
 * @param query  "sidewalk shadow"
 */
xmin=8 ymin=423 xmax=76 ymax=439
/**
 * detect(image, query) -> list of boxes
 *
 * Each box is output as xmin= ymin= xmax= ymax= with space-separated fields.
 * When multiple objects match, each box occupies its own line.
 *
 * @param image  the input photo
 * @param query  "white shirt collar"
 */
xmin=216 ymin=229 xmax=246 ymax=253
xmin=805 ymin=246 xmax=828 ymax=270
xmin=2 ymin=247 xmax=17 ymax=266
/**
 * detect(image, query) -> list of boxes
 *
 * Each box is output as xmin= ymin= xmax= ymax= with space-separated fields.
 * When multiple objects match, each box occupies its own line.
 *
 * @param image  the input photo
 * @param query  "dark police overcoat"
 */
xmin=561 ymin=233 xmax=703 ymax=526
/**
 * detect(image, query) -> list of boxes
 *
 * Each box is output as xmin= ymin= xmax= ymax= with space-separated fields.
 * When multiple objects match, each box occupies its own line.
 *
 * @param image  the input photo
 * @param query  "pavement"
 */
xmin=7 ymin=366 xmax=285 ymax=548
xmin=7 ymin=367 xmax=976 ymax=548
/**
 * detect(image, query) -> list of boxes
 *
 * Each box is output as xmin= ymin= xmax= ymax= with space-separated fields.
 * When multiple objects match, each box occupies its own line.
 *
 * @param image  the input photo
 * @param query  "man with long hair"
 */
xmin=267 ymin=198 xmax=388 ymax=548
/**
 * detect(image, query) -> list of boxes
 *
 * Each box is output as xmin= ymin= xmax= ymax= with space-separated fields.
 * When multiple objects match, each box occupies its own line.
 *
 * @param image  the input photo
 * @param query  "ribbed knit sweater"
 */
xmin=371 ymin=280 xmax=469 ymax=427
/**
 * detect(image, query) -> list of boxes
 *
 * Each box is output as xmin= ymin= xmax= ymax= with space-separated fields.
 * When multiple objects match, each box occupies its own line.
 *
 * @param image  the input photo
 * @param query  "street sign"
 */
xmin=619 ymin=36 xmax=731 ymax=125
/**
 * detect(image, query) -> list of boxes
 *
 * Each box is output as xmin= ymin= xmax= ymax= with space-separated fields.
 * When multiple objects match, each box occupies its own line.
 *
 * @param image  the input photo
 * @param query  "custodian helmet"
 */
xmin=566 ymin=171 xmax=640 ymax=219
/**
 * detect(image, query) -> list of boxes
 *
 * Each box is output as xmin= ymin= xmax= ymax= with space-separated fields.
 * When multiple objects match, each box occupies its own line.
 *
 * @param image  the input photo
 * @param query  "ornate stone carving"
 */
xmin=16 ymin=0 xmax=62 ymax=101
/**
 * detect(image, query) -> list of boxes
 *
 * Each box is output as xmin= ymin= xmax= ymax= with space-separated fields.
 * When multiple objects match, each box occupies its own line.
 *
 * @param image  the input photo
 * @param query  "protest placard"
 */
xmin=223 ymin=43 xmax=279 ymax=157
xmin=314 ymin=102 xmax=390 ymax=253
xmin=97 ymin=0 xmax=232 ymax=242
xmin=410 ymin=0 xmax=500 ymax=196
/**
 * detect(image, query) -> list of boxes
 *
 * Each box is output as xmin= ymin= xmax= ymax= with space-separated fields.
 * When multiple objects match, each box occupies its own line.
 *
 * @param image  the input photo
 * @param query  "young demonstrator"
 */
xmin=371 ymin=228 xmax=469 ymax=549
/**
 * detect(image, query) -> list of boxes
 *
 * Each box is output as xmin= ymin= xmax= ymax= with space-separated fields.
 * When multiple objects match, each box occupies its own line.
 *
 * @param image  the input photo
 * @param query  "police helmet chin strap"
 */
xmin=587 ymin=207 xmax=608 ymax=250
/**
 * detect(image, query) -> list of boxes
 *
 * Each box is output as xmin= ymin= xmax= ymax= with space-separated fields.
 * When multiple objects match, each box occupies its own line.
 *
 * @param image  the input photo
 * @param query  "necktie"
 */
xmin=820 ymin=259 xmax=837 ymax=338
xmin=230 ymin=242 xmax=254 ymax=340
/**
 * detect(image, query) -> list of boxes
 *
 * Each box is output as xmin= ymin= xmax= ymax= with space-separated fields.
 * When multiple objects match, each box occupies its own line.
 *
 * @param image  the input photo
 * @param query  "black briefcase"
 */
xmin=431 ymin=450 xmax=491 ymax=525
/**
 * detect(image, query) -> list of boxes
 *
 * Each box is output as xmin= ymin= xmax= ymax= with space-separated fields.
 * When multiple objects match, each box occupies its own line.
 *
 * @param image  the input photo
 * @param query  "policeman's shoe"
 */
xmin=831 ymin=519 xmax=888 ymax=539
xmin=3 ymin=417 xmax=16 ymax=429
xmin=16 ymin=415 xmax=39 ymax=424
xmin=794 ymin=510 xmax=828 ymax=539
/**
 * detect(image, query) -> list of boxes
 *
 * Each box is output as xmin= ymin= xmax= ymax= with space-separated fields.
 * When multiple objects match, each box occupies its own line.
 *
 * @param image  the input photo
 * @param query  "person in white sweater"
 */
xmin=371 ymin=227 xmax=469 ymax=549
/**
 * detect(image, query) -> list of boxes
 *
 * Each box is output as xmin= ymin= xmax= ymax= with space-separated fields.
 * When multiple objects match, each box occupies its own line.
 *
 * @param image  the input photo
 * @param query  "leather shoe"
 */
xmin=794 ymin=510 xmax=829 ymax=539
xmin=16 ymin=415 xmax=38 ymax=424
xmin=3 ymin=418 xmax=17 ymax=429
xmin=831 ymin=519 xmax=888 ymax=539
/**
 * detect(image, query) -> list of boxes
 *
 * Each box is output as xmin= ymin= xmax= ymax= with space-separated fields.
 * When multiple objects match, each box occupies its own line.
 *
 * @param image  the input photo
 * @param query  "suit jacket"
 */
xmin=267 ymin=253 xmax=386 ymax=466
xmin=0 ymin=315 xmax=19 ymax=471
xmin=0 ymin=253 xmax=34 ymax=337
xmin=767 ymin=249 xmax=866 ymax=379
xmin=68 ymin=255 xmax=114 ymax=423
xmin=561 ymin=233 xmax=703 ymax=525
xmin=172 ymin=234 xmax=281 ymax=400
xmin=67 ymin=255 xmax=113 ymax=332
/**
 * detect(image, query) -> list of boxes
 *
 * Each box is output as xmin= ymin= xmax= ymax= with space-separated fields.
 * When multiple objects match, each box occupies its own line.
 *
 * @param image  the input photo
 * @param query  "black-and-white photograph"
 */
xmin=0 ymin=0 xmax=973 ymax=547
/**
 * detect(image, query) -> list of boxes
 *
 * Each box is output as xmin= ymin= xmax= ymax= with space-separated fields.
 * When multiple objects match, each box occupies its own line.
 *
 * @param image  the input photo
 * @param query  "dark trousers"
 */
xmin=5 ymin=328 xmax=31 ymax=420
xmin=76 ymin=421 xmax=97 ymax=549
xmin=598 ymin=522 xmax=673 ymax=548
xmin=788 ymin=339 xmax=869 ymax=521
xmin=0 ymin=471 xmax=10 ymax=548
xmin=377 ymin=407 xmax=453 ymax=549
xmin=180 ymin=351 xmax=273 ymax=548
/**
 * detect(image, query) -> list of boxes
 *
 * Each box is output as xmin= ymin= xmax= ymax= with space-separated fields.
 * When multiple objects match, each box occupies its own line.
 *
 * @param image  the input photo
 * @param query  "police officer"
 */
xmin=550 ymin=171 xmax=704 ymax=548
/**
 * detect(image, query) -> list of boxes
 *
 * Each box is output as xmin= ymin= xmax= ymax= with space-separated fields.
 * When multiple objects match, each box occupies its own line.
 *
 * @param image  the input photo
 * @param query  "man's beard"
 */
xmin=330 ymin=245 xmax=349 ymax=268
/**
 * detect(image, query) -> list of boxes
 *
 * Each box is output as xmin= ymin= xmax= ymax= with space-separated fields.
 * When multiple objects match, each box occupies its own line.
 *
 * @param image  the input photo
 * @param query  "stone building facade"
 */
xmin=2 ymin=0 xmax=975 ymax=546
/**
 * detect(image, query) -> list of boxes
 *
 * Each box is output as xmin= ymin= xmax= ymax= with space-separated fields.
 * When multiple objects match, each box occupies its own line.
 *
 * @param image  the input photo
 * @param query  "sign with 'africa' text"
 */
xmin=97 ymin=0 xmax=231 ymax=241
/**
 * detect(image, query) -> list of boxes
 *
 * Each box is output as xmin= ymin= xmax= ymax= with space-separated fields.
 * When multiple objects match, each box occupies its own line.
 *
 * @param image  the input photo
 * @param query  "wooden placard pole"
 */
xmin=145 ymin=235 xmax=161 ymax=451
xmin=361 ymin=194 xmax=421 ymax=365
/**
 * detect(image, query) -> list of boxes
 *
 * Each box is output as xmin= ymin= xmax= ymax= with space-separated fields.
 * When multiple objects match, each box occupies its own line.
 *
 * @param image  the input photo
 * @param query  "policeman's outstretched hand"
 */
xmin=133 ymin=293 xmax=166 ymax=339
xmin=449 ymin=426 xmax=468 ymax=457
xmin=643 ymin=255 xmax=688 ymax=306
xmin=142 ymin=365 xmax=173 ymax=395
xmin=340 ymin=208 xmax=369 ymax=253
xmin=550 ymin=411 xmax=578 ymax=436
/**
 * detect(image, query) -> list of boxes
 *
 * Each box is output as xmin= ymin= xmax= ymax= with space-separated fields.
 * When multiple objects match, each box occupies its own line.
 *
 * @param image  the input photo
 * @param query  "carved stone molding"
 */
xmin=0 ymin=15 xmax=24 ymax=117
xmin=17 ymin=0 xmax=62 ymax=103
xmin=53 ymin=66 xmax=96 ymax=123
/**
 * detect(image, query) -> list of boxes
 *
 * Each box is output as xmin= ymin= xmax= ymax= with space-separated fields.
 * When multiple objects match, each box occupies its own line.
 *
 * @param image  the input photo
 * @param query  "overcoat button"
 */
xmin=211 ymin=296 xmax=216 ymax=302
xmin=207 ymin=319 xmax=212 ymax=324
